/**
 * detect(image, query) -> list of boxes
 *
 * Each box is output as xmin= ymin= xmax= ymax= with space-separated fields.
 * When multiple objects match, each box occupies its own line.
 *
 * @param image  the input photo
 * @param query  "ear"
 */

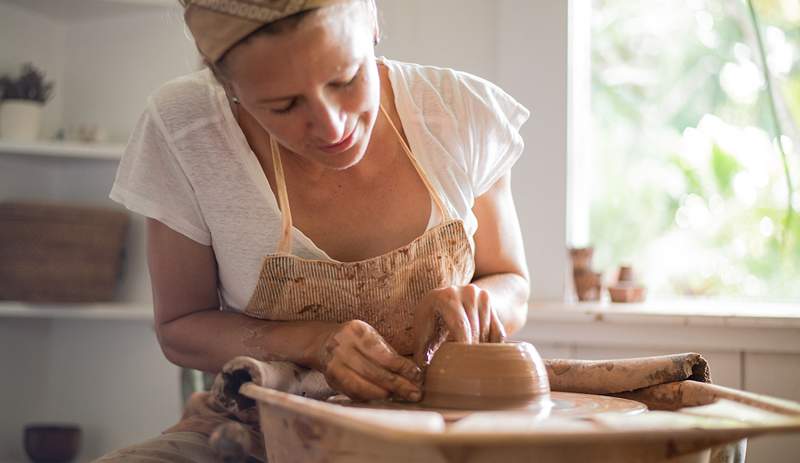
xmin=367 ymin=0 xmax=380 ymax=46
xmin=204 ymin=58 xmax=238 ymax=102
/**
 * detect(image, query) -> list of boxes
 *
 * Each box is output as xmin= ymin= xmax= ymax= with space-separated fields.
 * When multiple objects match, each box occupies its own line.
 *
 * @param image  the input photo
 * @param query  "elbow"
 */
xmin=506 ymin=300 xmax=529 ymax=336
xmin=155 ymin=320 xmax=182 ymax=367
xmin=507 ymin=273 xmax=530 ymax=335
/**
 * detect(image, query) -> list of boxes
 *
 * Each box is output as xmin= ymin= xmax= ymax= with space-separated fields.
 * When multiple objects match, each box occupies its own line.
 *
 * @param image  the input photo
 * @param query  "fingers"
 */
xmin=488 ymin=308 xmax=507 ymax=343
xmin=346 ymin=347 xmax=421 ymax=401
xmin=413 ymin=312 xmax=447 ymax=367
xmin=477 ymin=289 xmax=491 ymax=343
xmin=327 ymin=320 xmax=423 ymax=401
xmin=462 ymin=287 xmax=481 ymax=344
xmin=328 ymin=362 xmax=389 ymax=402
xmin=436 ymin=288 xmax=472 ymax=344
xmin=360 ymin=336 xmax=423 ymax=384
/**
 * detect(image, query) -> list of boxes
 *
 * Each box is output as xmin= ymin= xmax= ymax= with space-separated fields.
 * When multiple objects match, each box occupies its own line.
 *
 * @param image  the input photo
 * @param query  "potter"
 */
xmin=96 ymin=0 xmax=530 ymax=460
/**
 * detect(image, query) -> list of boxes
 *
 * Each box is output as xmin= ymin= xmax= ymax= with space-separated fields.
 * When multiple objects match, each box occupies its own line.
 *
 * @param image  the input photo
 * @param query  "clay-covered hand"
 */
xmin=311 ymin=320 xmax=423 ymax=402
xmin=413 ymin=284 xmax=507 ymax=366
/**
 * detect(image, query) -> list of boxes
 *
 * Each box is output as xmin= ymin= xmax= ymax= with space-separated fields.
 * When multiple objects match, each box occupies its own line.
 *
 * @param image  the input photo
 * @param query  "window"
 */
xmin=569 ymin=0 xmax=800 ymax=301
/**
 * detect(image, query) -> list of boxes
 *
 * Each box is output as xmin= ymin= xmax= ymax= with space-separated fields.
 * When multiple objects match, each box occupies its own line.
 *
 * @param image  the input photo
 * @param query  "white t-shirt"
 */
xmin=110 ymin=57 xmax=530 ymax=312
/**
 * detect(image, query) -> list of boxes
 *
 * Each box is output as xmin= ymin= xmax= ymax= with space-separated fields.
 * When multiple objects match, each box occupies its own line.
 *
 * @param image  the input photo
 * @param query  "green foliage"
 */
xmin=588 ymin=0 xmax=800 ymax=301
xmin=710 ymin=144 xmax=742 ymax=196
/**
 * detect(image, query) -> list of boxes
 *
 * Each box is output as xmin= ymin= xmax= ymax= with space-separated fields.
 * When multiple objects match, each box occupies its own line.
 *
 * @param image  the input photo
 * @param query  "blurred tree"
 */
xmin=587 ymin=0 xmax=799 ymax=300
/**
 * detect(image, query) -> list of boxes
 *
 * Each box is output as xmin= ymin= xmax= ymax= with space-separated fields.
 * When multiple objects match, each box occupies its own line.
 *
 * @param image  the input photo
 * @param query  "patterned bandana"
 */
xmin=181 ymin=0 xmax=350 ymax=62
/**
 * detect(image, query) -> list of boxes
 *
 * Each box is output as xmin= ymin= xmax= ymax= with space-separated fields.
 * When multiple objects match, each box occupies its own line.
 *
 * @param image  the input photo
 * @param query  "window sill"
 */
xmin=527 ymin=299 xmax=800 ymax=328
xmin=518 ymin=299 xmax=800 ymax=353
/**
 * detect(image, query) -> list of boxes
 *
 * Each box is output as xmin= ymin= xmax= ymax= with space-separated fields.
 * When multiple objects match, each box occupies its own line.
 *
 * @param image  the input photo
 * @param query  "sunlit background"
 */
xmin=572 ymin=0 xmax=800 ymax=301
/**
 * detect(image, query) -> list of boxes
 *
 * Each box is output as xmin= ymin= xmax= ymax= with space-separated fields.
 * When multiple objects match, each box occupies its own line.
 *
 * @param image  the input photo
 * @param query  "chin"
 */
xmin=310 ymin=132 xmax=370 ymax=171
xmin=323 ymin=144 xmax=368 ymax=171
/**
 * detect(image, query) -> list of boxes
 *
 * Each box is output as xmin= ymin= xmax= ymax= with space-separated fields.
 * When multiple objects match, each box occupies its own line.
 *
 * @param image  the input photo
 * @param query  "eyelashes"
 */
xmin=270 ymin=67 xmax=362 ymax=115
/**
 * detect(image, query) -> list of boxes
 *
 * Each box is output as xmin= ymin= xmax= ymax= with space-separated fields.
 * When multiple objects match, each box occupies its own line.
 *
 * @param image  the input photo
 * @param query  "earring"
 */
xmin=231 ymin=96 xmax=240 ymax=104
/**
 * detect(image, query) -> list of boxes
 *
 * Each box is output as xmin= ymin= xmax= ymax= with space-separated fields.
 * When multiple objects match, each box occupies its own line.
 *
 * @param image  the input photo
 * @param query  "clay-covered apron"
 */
xmin=245 ymin=105 xmax=475 ymax=355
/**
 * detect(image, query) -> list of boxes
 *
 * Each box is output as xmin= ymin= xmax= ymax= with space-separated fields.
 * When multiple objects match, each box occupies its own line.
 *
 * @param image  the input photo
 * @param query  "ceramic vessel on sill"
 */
xmin=608 ymin=284 xmax=647 ymax=303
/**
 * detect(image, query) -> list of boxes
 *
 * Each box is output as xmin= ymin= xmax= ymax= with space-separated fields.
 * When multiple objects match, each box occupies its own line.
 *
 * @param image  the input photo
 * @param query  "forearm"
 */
xmin=472 ymin=272 xmax=530 ymax=335
xmin=156 ymin=309 xmax=336 ymax=374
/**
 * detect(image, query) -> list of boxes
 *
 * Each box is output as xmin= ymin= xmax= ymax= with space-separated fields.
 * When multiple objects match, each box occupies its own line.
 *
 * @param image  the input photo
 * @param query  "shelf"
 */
xmin=0 ymin=301 xmax=153 ymax=321
xmin=2 ymin=0 xmax=178 ymax=23
xmin=0 ymin=139 xmax=124 ymax=160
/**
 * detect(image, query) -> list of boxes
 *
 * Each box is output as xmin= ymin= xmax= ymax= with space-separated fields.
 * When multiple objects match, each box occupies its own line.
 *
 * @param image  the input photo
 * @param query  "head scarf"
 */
xmin=181 ymin=0 xmax=350 ymax=63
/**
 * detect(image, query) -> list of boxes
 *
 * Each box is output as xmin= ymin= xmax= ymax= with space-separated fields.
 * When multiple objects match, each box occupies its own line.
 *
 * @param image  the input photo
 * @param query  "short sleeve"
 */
xmin=109 ymin=101 xmax=211 ymax=245
xmin=459 ymin=74 xmax=530 ymax=197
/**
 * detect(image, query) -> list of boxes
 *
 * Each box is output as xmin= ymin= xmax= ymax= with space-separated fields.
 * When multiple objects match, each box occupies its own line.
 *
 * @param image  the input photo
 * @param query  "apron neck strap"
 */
xmin=270 ymin=136 xmax=294 ymax=254
xmin=269 ymin=104 xmax=452 ymax=255
xmin=378 ymin=104 xmax=450 ymax=222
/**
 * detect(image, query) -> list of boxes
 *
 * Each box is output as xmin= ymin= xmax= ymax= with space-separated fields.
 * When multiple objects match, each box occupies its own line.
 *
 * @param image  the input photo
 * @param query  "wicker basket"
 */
xmin=0 ymin=201 xmax=129 ymax=303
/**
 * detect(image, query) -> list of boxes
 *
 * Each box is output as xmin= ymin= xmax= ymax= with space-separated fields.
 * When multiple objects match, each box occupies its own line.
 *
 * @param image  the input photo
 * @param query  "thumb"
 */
xmin=413 ymin=313 xmax=448 ymax=367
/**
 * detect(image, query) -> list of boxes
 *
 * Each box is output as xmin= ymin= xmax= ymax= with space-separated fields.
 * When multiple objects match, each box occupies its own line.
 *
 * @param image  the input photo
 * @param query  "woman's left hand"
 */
xmin=412 ymin=284 xmax=506 ymax=366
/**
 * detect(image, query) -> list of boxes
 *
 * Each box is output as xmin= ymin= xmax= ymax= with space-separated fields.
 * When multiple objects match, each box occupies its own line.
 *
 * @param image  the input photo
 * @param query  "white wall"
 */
xmin=0 ymin=2 xmax=66 ymax=139
xmin=496 ymin=0 xmax=569 ymax=300
xmin=62 ymin=7 xmax=197 ymax=143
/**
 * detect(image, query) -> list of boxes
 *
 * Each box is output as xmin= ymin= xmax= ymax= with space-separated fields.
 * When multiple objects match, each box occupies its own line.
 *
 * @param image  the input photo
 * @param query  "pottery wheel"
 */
xmin=328 ymin=392 xmax=647 ymax=422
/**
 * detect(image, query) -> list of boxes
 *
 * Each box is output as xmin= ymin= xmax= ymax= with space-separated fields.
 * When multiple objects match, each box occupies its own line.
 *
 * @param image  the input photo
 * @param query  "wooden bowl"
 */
xmin=421 ymin=341 xmax=550 ymax=410
xmin=24 ymin=424 xmax=81 ymax=463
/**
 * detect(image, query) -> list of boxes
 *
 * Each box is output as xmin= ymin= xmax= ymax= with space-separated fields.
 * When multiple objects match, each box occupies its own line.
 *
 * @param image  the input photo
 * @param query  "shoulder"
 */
xmin=381 ymin=58 xmax=530 ymax=200
xmin=381 ymin=57 xmax=527 ymax=124
xmin=146 ymin=68 xmax=224 ymax=136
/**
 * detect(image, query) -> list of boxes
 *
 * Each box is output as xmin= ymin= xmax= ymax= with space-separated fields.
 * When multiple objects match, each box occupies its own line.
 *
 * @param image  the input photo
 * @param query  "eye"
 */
xmin=332 ymin=68 xmax=360 ymax=88
xmin=271 ymin=99 xmax=297 ymax=115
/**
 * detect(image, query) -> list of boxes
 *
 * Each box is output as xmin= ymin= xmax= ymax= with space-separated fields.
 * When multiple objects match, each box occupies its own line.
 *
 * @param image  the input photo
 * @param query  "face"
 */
xmin=223 ymin=3 xmax=379 ymax=171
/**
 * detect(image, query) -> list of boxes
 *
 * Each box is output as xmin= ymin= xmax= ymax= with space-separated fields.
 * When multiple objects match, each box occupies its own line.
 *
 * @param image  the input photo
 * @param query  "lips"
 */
xmin=320 ymin=124 xmax=357 ymax=154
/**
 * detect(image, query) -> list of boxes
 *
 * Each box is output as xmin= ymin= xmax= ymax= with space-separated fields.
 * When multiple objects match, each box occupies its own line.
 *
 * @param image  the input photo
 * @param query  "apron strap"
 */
xmin=378 ymin=104 xmax=451 ymax=222
xmin=269 ymin=104 xmax=452 ymax=255
xmin=270 ymin=136 xmax=294 ymax=255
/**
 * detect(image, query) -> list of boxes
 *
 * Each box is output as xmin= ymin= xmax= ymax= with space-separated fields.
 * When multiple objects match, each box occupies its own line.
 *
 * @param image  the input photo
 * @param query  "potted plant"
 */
xmin=0 ymin=63 xmax=54 ymax=142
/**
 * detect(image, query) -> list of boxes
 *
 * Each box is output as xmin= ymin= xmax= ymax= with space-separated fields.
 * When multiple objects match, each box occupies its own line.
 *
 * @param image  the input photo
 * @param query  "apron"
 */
xmin=244 ymin=104 xmax=475 ymax=355
xmin=163 ymin=104 xmax=475 ymax=459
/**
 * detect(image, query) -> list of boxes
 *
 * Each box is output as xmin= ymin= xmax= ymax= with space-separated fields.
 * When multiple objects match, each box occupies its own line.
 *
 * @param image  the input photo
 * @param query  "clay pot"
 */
xmin=422 ymin=341 xmax=550 ymax=410
xmin=573 ymin=271 xmax=603 ymax=301
xmin=568 ymin=247 xmax=594 ymax=271
xmin=608 ymin=284 xmax=646 ymax=303
xmin=617 ymin=265 xmax=634 ymax=283
xmin=24 ymin=424 xmax=81 ymax=463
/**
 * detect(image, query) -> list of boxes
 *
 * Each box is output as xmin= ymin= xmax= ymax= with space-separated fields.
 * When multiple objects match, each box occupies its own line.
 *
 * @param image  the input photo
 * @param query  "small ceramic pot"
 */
xmin=422 ymin=341 xmax=550 ymax=410
xmin=568 ymin=247 xmax=594 ymax=271
xmin=24 ymin=424 xmax=81 ymax=463
xmin=608 ymin=284 xmax=646 ymax=303
xmin=617 ymin=265 xmax=634 ymax=283
xmin=573 ymin=270 xmax=603 ymax=301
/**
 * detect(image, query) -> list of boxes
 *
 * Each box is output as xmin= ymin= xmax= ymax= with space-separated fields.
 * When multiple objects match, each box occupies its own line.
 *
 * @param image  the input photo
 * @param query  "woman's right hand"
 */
xmin=310 ymin=320 xmax=423 ymax=402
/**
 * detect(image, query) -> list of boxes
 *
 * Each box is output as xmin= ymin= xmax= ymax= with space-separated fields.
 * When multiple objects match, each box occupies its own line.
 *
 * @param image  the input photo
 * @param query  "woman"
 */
xmin=98 ymin=0 xmax=530 ymax=460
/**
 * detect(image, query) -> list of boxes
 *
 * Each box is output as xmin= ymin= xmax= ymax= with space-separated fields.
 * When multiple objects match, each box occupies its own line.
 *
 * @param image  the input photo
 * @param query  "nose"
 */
xmin=306 ymin=96 xmax=346 ymax=145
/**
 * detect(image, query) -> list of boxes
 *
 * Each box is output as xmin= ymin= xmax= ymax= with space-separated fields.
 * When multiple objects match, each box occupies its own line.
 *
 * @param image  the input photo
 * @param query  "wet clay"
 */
xmin=421 ymin=342 xmax=550 ymax=410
